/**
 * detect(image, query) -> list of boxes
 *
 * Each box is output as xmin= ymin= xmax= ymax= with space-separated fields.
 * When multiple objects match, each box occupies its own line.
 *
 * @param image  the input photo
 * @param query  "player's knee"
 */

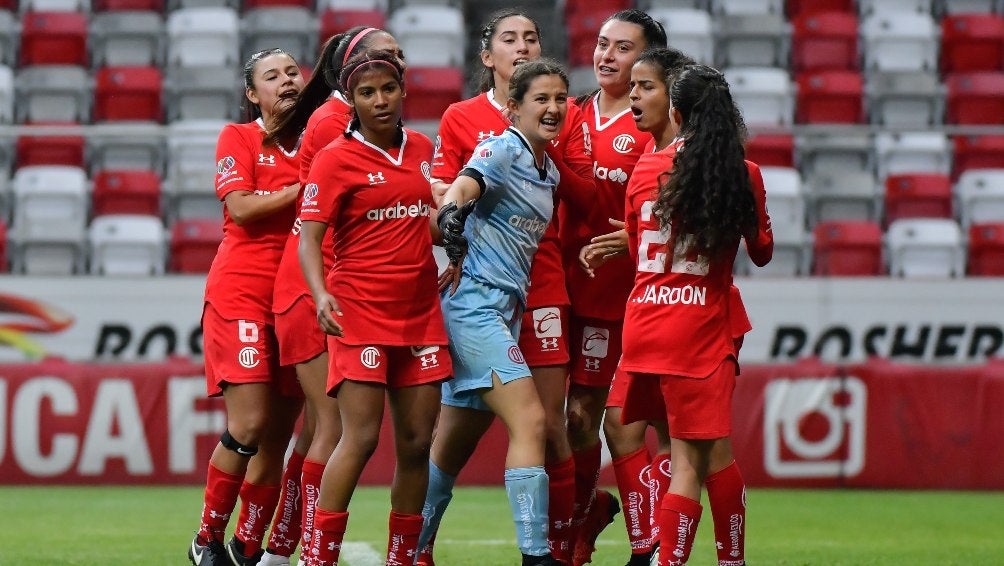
xmin=220 ymin=429 xmax=259 ymax=457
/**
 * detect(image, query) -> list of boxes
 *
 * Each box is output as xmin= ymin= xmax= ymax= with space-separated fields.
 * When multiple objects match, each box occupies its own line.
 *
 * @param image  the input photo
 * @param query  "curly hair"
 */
xmin=652 ymin=65 xmax=756 ymax=260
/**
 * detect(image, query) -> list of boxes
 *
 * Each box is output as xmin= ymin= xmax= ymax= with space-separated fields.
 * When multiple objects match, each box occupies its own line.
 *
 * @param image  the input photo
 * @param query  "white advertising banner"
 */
xmin=0 ymin=276 xmax=1000 ymax=364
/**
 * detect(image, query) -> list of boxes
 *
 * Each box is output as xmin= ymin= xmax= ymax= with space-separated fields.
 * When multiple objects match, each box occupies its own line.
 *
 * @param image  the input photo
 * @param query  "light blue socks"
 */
xmin=504 ymin=465 xmax=550 ymax=557
xmin=417 ymin=461 xmax=456 ymax=556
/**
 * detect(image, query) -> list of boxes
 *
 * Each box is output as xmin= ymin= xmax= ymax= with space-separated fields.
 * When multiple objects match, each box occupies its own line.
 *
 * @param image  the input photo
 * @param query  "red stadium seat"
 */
xmin=968 ymin=223 xmax=1004 ymax=276
xmin=319 ymin=10 xmax=386 ymax=46
xmin=16 ymin=127 xmax=85 ymax=169
xmin=812 ymin=220 xmax=883 ymax=276
xmin=92 ymin=170 xmax=162 ymax=217
xmin=243 ymin=0 xmax=312 ymax=9
xmin=952 ymin=135 xmax=1004 ymax=181
xmin=20 ymin=11 xmax=88 ymax=67
xmin=169 ymin=218 xmax=223 ymax=273
xmin=791 ymin=11 xmax=859 ymax=72
xmin=787 ymin=0 xmax=855 ymax=17
xmin=744 ymin=134 xmax=794 ymax=168
xmin=564 ymin=0 xmax=630 ymax=19
xmin=796 ymin=70 xmax=864 ymax=124
xmin=567 ymin=8 xmax=612 ymax=68
xmin=92 ymin=0 xmax=164 ymax=10
xmin=93 ymin=66 xmax=162 ymax=122
xmin=402 ymin=66 xmax=463 ymax=121
xmin=883 ymin=173 xmax=953 ymax=226
xmin=945 ymin=72 xmax=1004 ymax=125
xmin=940 ymin=13 xmax=1004 ymax=73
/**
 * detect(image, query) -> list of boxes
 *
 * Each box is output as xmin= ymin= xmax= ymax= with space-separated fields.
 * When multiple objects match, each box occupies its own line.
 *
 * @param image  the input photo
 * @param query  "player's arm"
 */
xmin=744 ymin=162 xmax=773 ymax=267
xmin=298 ymin=219 xmax=343 ymax=337
xmin=549 ymin=104 xmax=596 ymax=217
xmin=437 ymin=173 xmax=482 ymax=294
xmin=224 ymin=183 xmax=299 ymax=226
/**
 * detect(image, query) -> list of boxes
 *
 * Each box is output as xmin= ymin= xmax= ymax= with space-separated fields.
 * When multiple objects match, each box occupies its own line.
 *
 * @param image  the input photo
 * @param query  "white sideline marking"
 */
xmin=436 ymin=539 xmax=618 ymax=546
xmin=341 ymin=542 xmax=382 ymax=566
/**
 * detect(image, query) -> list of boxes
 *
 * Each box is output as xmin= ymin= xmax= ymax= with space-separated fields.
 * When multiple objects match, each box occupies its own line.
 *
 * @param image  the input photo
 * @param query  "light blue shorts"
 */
xmin=440 ymin=277 xmax=531 ymax=411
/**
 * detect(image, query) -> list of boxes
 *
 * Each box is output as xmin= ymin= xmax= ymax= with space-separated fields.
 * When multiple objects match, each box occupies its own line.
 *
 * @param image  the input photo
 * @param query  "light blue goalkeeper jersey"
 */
xmin=458 ymin=127 xmax=559 ymax=304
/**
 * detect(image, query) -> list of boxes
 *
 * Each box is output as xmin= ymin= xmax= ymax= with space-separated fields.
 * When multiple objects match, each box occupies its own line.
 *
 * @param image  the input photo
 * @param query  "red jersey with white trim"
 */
xmin=273 ymin=94 xmax=351 ymax=314
xmin=621 ymin=143 xmax=772 ymax=377
xmin=299 ymin=128 xmax=446 ymax=346
xmin=206 ymin=120 xmax=298 ymax=323
xmin=563 ymin=94 xmax=653 ymax=321
xmin=433 ymin=90 xmax=583 ymax=308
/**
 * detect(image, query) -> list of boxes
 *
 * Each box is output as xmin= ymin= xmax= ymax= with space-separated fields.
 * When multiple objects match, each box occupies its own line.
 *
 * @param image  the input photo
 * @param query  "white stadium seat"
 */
xmin=955 ymin=169 xmax=1004 ymax=228
xmin=11 ymin=165 xmax=89 ymax=275
xmin=167 ymin=7 xmax=240 ymax=69
xmin=861 ymin=12 xmax=938 ymax=72
xmin=724 ymin=66 xmax=794 ymax=126
xmin=886 ymin=218 xmax=965 ymax=278
xmin=874 ymin=132 xmax=952 ymax=180
xmin=90 ymin=11 xmax=165 ymax=68
xmin=387 ymin=5 xmax=465 ymax=67
xmin=867 ymin=70 xmax=943 ymax=127
xmin=649 ymin=8 xmax=715 ymax=65
xmin=88 ymin=214 xmax=167 ymax=275
xmin=165 ymin=120 xmax=228 ymax=220
xmin=15 ymin=65 xmax=90 ymax=124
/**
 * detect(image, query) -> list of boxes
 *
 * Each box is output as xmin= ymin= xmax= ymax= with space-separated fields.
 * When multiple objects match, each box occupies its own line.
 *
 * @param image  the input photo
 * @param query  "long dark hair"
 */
xmin=241 ymin=47 xmax=297 ymax=124
xmin=635 ymin=47 xmax=696 ymax=96
xmin=265 ymin=27 xmax=394 ymax=146
xmin=575 ymin=9 xmax=668 ymax=105
xmin=339 ymin=49 xmax=406 ymax=145
xmin=652 ymin=65 xmax=756 ymax=261
xmin=476 ymin=8 xmax=541 ymax=93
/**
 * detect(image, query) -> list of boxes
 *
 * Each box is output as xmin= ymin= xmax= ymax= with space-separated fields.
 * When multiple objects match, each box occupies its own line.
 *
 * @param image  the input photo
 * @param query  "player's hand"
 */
xmin=314 ymin=293 xmax=343 ymax=337
xmin=578 ymin=219 xmax=628 ymax=276
xmin=437 ymin=199 xmax=476 ymax=266
xmin=438 ymin=257 xmax=465 ymax=296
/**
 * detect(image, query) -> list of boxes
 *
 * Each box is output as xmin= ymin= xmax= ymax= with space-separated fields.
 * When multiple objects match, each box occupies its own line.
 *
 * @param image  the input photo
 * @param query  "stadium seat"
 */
xmin=952 ymin=135 xmax=1004 ymax=181
xmin=90 ymin=11 xmax=164 ymax=68
xmin=716 ymin=12 xmax=788 ymax=68
xmin=940 ymin=0 xmax=998 ymax=14
xmin=165 ymin=120 xmax=227 ymax=220
xmin=568 ymin=65 xmax=598 ymax=94
xmin=88 ymin=214 xmax=167 ymax=275
xmin=797 ymin=133 xmax=873 ymax=178
xmin=945 ymin=72 xmax=1004 ymax=125
xmin=20 ymin=11 xmax=89 ymax=67
xmin=796 ymin=70 xmax=864 ymax=124
xmin=806 ymin=171 xmax=881 ymax=225
xmin=166 ymin=7 xmax=240 ymax=69
xmin=0 ymin=174 xmax=11 ymax=224
xmin=812 ymin=220 xmax=884 ymax=276
xmin=242 ymin=0 xmax=313 ymax=8
xmin=735 ymin=225 xmax=810 ymax=276
xmin=0 ymin=11 xmax=16 ymax=67
xmin=649 ymin=8 xmax=714 ymax=65
xmin=886 ymin=218 xmax=965 ymax=278
xmin=955 ymin=169 xmax=1004 ymax=228
xmin=24 ymin=0 xmax=90 ymax=10
xmin=745 ymin=134 xmax=794 ymax=167
xmin=967 ymin=222 xmax=1004 ymax=276
xmin=723 ymin=66 xmax=794 ymax=126
xmin=711 ymin=0 xmax=783 ymax=14
xmin=0 ymin=65 xmax=14 ymax=123
xmin=16 ymin=128 xmax=86 ymax=169
xmin=15 ymin=66 xmax=90 ymax=124
xmin=566 ymin=0 xmax=631 ymax=17
xmin=867 ymin=70 xmax=943 ymax=127
xmin=565 ymin=7 xmax=609 ymax=67
xmin=883 ymin=173 xmax=953 ymax=226
xmin=92 ymin=169 xmax=162 ymax=217
xmin=167 ymin=0 xmax=238 ymax=11
xmin=242 ymin=7 xmax=319 ymax=68
xmin=402 ymin=66 xmax=464 ymax=121
xmin=874 ymin=132 xmax=951 ymax=180
xmin=857 ymin=0 xmax=932 ymax=15
xmin=88 ymin=121 xmax=166 ymax=175
xmin=93 ymin=66 xmax=163 ymax=122
xmin=165 ymin=65 xmax=240 ymax=122
xmin=10 ymin=165 xmax=88 ymax=275
xmin=791 ymin=10 xmax=859 ymax=72
xmin=787 ymin=0 xmax=855 ymax=16
xmin=93 ymin=0 xmax=164 ymax=9
xmin=860 ymin=11 xmax=938 ymax=72
xmin=169 ymin=217 xmax=223 ymax=273
xmin=940 ymin=13 xmax=1004 ymax=73
xmin=319 ymin=9 xmax=387 ymax=45
xmin=387 ymin=5 xmax=464 ymax=67
xmin=316 ymin=0 xmax=386 ymax=10
xmin=760 ymin=165 xmax=806 ymax=231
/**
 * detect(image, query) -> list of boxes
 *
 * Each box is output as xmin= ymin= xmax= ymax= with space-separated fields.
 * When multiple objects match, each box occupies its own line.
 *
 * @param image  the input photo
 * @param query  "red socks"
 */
xmin=657 ymin=493 xmax=702 ymax=566
xmin=387 ymin=511 xmax=423 ymax=566
xmin=706 ymin=461 xmax=746 ymax=566
xmin=300 ymin=458 xmax=326 ymax=555
xmin=545 ymin=457 xmax=576 ymax=563
xmin=649 ymin=453 xmax=671 ymax=542
xmin=235 ymin=480 xmax=281 ymax=555
xmin=305 ymin=508 xmax=348 ymax=566
xmin=612 ymin=447 xmax=654 ymax=555
xmin=266 ymin=451 xmax=305 ymax=556
xmin=198 ymin=462 xmax=243 ymax=544
xmin=571 ymin=444 xmax=602 ymax=525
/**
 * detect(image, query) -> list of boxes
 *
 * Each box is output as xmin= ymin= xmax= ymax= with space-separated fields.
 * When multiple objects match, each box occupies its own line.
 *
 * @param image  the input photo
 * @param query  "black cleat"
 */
xmin=522 ymin=553 xmax=566 ymax=566
xmin=225 ymin=536 xmax=265 ymax=566
xmin=189 ymin=535 xmax=228 ymax=566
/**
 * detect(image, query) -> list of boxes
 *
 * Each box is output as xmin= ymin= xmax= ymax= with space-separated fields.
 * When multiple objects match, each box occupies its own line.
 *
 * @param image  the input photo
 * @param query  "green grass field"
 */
xmin=1 ymin=486 xmax=1002 ymax=565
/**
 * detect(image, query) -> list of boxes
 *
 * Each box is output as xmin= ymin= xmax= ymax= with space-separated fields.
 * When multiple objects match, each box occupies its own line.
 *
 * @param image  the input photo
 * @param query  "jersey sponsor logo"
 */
xmin=360 ymin=346 xmax=381 ymax=369
xmin=594 ymin=161 xmax=628 ymax=183
xmin=238 ymin=346 xmax=260 ymax=369
xmin=477 ymin=147 xmax=493 ymax=159
xmin=367 ymin=171 xmax=386 ymax=185
xmin=420 ymin=161 xmax=432 ymax=181
xmin=507 ymin=215 xmax=547 ymax=237
xmin=477 ymin=130 xmax=496 ymax=142
xmin=612 ymin=133 xmax=636 ymax=154
xmin=540 ymin=337 xmax=559 ymax=352
xmin=581 ymin=326 xmax=610 ymax=358
xmin=411 ymin=346 xmax=441 ymax=370
xmin=258 ymin=153 xmax=276 ymax=166
xmin=217 ymin=156 xmax=236 ymax=178
xmin=507 ymin=345 xmax=525 ymax=364
xmin=533 ymin=307 xmax=562 ymax=338
xmin=367 ymin=200 xmax=431 ymax=221
xmin=302 ymin=183 xmax=319 ymax=206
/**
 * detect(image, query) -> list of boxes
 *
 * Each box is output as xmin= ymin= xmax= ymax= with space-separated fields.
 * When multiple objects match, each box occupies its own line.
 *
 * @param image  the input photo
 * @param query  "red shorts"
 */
xmin=275 ymin=295 xmax=327 ymax=366
xmin=202 ymin=303 xmax=299 ymax=397
xmin=569 ymin=316 xmax=622 ymax=387
xmin=326 ymin=336 xmax=452 ymax=395
xmin=607 ymin=365 xmax=666 ymax=424
xmin=518 ymin=305 xmax=570 ymax=367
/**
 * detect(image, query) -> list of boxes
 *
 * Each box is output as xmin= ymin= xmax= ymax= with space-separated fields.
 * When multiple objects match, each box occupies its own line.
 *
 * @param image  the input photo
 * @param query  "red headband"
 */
xmin=345 ymin=59 xmax=401 ymax=92
xmin=343 ymin=27 xmax=378 ymax=65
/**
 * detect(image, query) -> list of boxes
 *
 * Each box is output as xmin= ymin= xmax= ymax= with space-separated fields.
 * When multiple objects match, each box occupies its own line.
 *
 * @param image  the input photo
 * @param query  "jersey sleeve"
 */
xmin=549 ymin=102 xmax=596 ymax=218
xmin=299 ymin=146 xmax=346 ymax=225
xmin=462 ymin=136 xmax=515 ymax=197
xmin=432 ymin=105 xmax=467 ymax=184
xmin=214 ymin=124 xmax=256 ymax=200
xmin=744 ymin=161 xmax=774 ymax=267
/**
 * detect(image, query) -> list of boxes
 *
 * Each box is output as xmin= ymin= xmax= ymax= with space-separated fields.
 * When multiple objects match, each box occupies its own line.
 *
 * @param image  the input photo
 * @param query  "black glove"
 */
xmin=437 ymin=199 xmax=476 ymax=265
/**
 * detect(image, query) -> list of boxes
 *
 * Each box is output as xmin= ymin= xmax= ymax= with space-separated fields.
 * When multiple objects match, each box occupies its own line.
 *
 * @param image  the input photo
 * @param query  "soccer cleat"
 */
xmin=226 ymin=536 xmax=265 ymax=566
xmin=414 ymin=550 xmax=436 ymax=566
xmin=255 ymin=549 xmax=291 ymax=566
xmin=189 ymin=535 xmax=228 ymax=566
xmin=522 ymin=553 xmax=566 ymax=566
xmin=572 ymin=490 xmax=620 ymax=566
xmin=647 ymin=542 xmax=659 ymax=566
xmin=624 ymin=548 xmax=654 ymax=566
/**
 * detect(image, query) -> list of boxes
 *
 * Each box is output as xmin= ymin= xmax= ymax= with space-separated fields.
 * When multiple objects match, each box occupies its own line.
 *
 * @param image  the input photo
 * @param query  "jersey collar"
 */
xmin=254 ymin=117 xmax=301 ymax=156
xmin=506 ymin=127 xmax=549 ymax=181
xmin=351 ymin=128 xmax=408 ymax=166
xmin=589 ymin=91 xmax=633 ymax=133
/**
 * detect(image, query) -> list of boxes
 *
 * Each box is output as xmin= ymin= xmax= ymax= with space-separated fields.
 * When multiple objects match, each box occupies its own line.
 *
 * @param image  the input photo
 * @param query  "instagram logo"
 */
xmin=764 ymin=377 xmax=866 ymax=478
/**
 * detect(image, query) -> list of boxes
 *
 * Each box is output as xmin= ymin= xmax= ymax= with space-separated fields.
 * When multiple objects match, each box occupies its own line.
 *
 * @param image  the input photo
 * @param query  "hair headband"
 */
xmin=344 ymin=59 xmax=401 ymax=92
xmin=343 ymin=27 xmax=378 ymax=65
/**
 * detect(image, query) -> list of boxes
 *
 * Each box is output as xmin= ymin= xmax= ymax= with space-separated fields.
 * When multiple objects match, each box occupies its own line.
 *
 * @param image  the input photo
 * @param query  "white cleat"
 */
xmin=255 ymin=550 xmax=291 ymax=566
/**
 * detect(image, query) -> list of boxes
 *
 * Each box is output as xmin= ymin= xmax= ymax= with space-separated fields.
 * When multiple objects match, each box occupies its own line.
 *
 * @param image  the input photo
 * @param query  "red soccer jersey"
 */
xmin=273 ymin=94 xmax=352 ymax=314
xmin=621 ymin=143 xmax=772 ymax=377
xmin=299 ymin=128 xmax=446 ymax=346
xmin=563 ymin=94 xmax=653 ymax=321
xmin=206 ymin=120 xmax=298 ymax=323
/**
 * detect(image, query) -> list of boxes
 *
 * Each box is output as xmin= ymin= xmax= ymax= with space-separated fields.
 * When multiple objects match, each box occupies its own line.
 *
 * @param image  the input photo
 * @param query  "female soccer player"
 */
xmin=620 ymin=64 xmax=772 ymax=566
xmin=259 ymin=27 xmax=405 ymax=566
xmin=420 ymin=9 xmax=593 ymax=565
xmin=429 ymin=59 xmax=570 ymax=566
xmin=561 ymin=10 xmax=668 ymax=565
xmin=297 ymin=50 xmax=451 ymax=566
xmin=188 ymin=48 xmax=304 ymax=566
